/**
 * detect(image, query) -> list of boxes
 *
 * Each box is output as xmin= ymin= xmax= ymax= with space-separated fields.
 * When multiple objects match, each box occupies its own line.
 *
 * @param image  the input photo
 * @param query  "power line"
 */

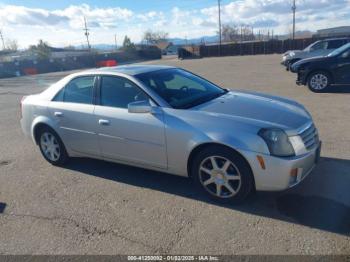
xmin=292 ymin=0 xmax=296 ymax=40
xmin=0 ymin=30 xmax=5 ymax=50
xmin=83 ymin=16 xmax=91 ymax=50
xmin=218 ymin=0 xmax=222 ymax=56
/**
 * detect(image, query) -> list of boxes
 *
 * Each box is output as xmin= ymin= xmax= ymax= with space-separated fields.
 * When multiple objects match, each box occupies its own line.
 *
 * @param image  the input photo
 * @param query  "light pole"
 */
xmin=292 ymin=0 xmax=296 ymax=40
xmin=218 ymin=0 xmax=222 ymax=56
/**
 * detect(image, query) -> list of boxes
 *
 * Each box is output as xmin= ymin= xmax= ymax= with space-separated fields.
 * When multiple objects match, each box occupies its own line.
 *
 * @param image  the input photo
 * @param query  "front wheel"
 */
xmin=38 ymin=127 xmax=69 ymax=165
xmin=307 ymin=71 xmax=331 ymax=92
xmin=191 ymin=146 xmax=254 ymax=204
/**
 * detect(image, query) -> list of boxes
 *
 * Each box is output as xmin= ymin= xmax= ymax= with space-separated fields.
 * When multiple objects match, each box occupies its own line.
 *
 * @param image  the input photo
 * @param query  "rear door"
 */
xmin=49 ymin=76 xmax=100 ymax=156
xmin=94 ymin=75 xmax=167 ymax=168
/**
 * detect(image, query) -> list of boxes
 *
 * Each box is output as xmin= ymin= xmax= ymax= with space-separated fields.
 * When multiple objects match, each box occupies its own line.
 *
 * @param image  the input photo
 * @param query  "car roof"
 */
xmin=84 ymin=64 xmax=175 ymax=76
xmin=322 ymin=37 xmax=350 ymax=41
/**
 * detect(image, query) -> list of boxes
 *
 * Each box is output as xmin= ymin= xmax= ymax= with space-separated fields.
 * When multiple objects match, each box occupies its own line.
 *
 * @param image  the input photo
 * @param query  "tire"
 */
xmin=307 ymin=71 xmax=331 ymax=93
xmin=37 ymin=126 xmax=69 ymax=166
xmin=191 ymin=146 xmax=254 ymax=204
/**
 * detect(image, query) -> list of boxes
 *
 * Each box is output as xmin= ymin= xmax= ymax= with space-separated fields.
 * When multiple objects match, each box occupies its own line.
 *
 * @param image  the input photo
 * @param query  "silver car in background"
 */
xmin=282 ymin=38 xmax=350 ymax=70
xmin=20 ymin=65 xmax=321 ymax=203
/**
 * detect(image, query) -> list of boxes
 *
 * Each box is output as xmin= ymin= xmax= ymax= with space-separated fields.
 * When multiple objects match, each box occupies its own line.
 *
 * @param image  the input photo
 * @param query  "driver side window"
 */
xmin=310 ymin=41 xmax=328 ymax=51
xmin=100 ymin=76 xmax=148 ymax=109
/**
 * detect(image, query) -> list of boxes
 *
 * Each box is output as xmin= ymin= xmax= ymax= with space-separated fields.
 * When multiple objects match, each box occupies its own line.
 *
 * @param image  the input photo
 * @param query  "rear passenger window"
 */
xmin=63 ymin=77 xmax=95 ymax=104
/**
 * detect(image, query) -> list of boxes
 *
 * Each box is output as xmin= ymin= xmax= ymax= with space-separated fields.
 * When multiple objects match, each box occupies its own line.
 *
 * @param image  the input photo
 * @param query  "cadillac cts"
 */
xmin=20 ymin=65 xmax=321 ymax=203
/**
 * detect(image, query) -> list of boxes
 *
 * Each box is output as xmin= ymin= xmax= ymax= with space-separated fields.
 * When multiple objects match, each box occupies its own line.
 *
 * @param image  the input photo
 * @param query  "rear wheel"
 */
xmin=307 ymin=71 xmax=331 ymax=92
xmin=191 ymin=146 xmax=254 ymax=204
xmin=38 ymin=126 xmax=68 ymax=165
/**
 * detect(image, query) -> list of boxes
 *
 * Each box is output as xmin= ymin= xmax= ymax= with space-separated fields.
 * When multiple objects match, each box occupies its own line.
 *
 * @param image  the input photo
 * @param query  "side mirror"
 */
xmin=341 ymin=51 xmax=350 ymax=59
xmin=128 ymin=100 xmax=153 ymax=113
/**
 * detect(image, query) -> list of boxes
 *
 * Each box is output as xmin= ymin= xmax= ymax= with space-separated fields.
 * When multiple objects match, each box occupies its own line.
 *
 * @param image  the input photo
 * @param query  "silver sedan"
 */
xmin=20 ymin=65 xmax=321 ymax=203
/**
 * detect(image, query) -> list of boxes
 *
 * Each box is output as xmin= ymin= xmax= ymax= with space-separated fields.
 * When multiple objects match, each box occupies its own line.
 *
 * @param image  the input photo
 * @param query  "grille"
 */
xmin=300 ymin=124 xmax=319 ymax=150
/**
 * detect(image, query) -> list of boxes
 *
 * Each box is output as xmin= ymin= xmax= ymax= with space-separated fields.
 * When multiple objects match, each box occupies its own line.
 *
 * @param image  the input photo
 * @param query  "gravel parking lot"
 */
xmin=0 ymin=54 xmax=349 ymax=255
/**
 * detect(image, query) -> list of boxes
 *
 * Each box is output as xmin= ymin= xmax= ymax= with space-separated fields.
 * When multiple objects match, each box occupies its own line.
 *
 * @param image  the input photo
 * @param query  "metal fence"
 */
xmin=0 ymin=47 xmax=161 ymax=79
xmin=199 ymin=38 xmax=317 ymax=57
xmin=194 ymin=35 xmax=350 ymax=57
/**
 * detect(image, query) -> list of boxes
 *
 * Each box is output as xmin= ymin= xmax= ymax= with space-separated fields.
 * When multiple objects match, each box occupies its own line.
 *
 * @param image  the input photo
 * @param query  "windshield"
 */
xmin=303 ymin=42 xmax=315 ymax=51
xmin=328 ymin=43 xmax=350 ymax=57
xmin=135 ymin=68 xmax=227 ymax=109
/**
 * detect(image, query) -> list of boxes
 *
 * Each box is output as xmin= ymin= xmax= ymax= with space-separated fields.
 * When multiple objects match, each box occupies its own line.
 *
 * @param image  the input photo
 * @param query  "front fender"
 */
xmin=205 ymin=131 xmax=270 ymax=155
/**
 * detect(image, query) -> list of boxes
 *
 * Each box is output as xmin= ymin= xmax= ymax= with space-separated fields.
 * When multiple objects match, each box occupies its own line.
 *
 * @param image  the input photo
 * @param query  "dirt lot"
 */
xmin=0 ymin=54 xmax=349 ymax=255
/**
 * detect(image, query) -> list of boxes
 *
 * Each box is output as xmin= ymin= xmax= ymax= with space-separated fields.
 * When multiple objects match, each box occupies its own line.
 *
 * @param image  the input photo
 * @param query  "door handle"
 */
xmin=98 ymin=119 xmax=110 ymax=126
xmin=54 ymin=111 xmax=63 ymax=117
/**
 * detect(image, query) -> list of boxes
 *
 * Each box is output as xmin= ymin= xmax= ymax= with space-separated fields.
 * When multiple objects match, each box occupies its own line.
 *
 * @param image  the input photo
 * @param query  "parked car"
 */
xmin=281 ymin=38 xmax=350 ymax=70
xmin=20 ymin=65 xmax=321 ymax=203
xmin=291 ymin=43 xmax=350 ymax=92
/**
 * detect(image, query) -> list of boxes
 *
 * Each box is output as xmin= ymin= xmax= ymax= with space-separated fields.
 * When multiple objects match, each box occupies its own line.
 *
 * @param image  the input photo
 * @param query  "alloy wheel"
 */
xmin=199 ymin=156 xmax=242 ymax=198
xmin=40 ymin=132 xmax=60 ymax=162
xmin=310 ymin=74 xmax=328 ymax=90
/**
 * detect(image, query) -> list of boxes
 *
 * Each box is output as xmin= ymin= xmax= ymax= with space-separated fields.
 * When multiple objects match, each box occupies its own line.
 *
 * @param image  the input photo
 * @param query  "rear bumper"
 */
xmin=240 ymin=142 xmax=321 ymax=191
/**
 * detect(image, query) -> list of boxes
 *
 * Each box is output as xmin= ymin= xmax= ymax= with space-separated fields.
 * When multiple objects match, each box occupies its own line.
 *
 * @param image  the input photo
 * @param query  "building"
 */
xmin=155 ymin=42 xmax=179 ymax=55
xmin=314 ymin=26 xmax=350 ymax=38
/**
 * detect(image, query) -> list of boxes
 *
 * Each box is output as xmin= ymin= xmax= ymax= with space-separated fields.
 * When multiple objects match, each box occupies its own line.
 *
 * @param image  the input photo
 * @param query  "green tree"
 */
xmin=29 ymin=39 xmax=51 ymax=59
xmin=122 ymin=35 xmax=136 ymax=51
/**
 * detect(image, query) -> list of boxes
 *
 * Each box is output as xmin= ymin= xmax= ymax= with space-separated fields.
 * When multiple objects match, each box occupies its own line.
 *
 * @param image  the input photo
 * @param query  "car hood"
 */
xmin=283 ymin=50 xmax=301 ymax=56
xmin=291 ymin=56 xmax=332 ymax=72
xmin=294 ymin=55 xmax=330 ymax=65
xmin=193 ymin=91 xmax=311 ymax=133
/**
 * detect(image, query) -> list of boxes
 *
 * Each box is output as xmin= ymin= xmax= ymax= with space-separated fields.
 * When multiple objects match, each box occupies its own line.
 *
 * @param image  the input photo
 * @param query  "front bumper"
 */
xmin=240 ymin=142 xmax=321 ymax=191
xmin=296 ymin=70 xmax=308 ymax=85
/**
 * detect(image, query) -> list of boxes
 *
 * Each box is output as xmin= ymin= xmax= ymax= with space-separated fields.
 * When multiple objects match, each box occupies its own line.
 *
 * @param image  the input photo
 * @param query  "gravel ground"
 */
xmin=0 ymin=54 xmax=349 ymax=255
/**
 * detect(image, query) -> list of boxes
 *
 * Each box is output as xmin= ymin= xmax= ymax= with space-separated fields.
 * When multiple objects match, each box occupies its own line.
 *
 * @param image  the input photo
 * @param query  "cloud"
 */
xmin=0 ymin=5 xmax=69 ymax=26
xmin=0 ymin=4 xmax=133 ymax=29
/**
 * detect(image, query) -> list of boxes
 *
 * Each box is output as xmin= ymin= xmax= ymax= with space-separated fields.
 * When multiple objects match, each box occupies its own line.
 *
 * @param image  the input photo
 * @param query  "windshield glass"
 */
xmin=303 ymin=43 xmax=315 ymax=51
xmin=328 ymin=43 xmax=350 ymax=57
xmin=135 ymin=68 xmax=227 ymax=109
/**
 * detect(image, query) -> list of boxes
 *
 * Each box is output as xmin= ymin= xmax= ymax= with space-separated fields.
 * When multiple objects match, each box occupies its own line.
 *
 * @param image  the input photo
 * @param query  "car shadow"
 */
xmin=329 ymin=85 xmax=350 ymax=93
xmin=63 ymin=156 xmax=350 ymax=236
xmin=0 ymin=202 xmax=6 ymax=214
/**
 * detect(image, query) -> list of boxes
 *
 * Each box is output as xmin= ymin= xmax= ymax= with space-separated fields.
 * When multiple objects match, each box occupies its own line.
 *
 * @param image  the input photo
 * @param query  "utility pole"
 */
xmin=218 ymin=0 xmax=222 ymax=56
xmin=83 ymin=16 xmax=91 ymax=50
xmin=292 ymin=0 xmax=296 ymax=40
xmin=0 ymin=30 xmax=5 ymax=50
xmin=114 ymin=34 xmax=117 ymax=50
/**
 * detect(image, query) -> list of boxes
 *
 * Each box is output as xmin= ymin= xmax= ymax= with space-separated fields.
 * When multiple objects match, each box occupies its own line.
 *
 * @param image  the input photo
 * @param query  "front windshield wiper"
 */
xmin=181 ymin=91 xmax=227 ymax=109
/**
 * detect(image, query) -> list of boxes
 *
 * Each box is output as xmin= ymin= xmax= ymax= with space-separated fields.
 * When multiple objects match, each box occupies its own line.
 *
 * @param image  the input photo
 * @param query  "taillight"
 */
xmin=20 ymin=96 xmax=27 ymax=118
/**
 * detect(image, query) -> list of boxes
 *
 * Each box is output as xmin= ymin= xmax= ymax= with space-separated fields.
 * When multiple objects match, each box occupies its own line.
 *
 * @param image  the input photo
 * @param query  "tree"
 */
xmin=221 ymin=24 xmax=239 ymax=42
xmin=122 ymin=35 xmax=136 ymax=51
xmin=5 ymin=39 xmax=18 ymax=51
xmin=143 ymin=30 xmax=169 ymax=45
xmin=29 ymin=39 xmax=51 ymax=59
xmin=220 ymin=24 xmax=255 ymax=43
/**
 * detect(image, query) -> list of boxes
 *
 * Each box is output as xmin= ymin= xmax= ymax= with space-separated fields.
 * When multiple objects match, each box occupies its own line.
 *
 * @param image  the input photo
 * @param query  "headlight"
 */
xmin=258 ymin=128 xmax=295 ymax=157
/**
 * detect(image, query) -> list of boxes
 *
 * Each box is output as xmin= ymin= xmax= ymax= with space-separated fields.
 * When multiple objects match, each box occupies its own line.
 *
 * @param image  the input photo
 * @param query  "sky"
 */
xmin=0 ymin=0 xmax=349 ymax=48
